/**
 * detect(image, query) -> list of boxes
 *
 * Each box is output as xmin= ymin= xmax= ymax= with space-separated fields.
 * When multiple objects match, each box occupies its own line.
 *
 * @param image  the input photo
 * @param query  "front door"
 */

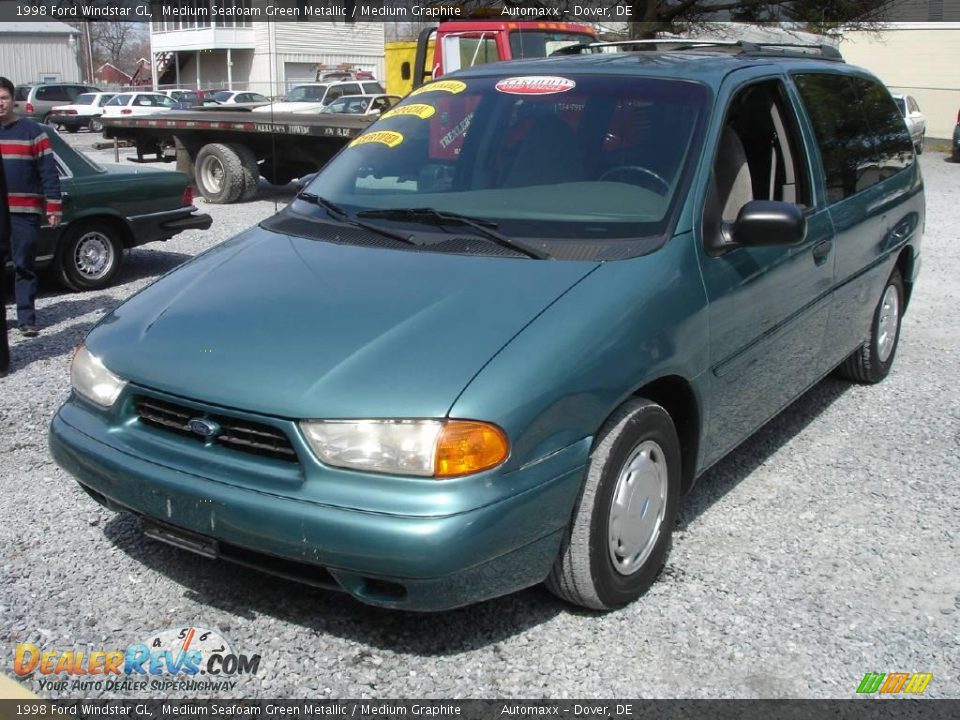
xmin=698 ymin=76 xmax=836 ymax=465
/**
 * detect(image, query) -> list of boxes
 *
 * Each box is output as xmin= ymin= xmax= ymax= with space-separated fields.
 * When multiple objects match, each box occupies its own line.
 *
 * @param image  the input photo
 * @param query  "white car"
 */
xmin=253 ymin=80 xmax=385 ymax=114
xmin=48 ymin=92 xmax=115 ymax=133
xmin=892 ymin=93 xmax=926 ymax=153
xmin=101 ymin=92 xmax=176 ymax=118
xmin=310 ymin=94 xmax=401 ymax=117
xmin=209 ymin=90 xmax=271 ymax=106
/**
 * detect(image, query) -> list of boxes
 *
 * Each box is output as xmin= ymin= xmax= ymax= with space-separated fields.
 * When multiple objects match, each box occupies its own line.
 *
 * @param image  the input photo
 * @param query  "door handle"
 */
xmin=812 ymin=239 xmax=832 ymax=266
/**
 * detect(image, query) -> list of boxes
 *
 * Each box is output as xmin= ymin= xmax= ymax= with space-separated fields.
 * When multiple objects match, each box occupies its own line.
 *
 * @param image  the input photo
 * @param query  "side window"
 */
xmin=794 ymin=73 xmax=879 ymax=204
xmin=908 ymin=96 xmax=920 ymax=113
xmin=362 ymin=82 xmax=385 ymax=94
xmin=35 ymin=87 xmax=52 ymax=100
xmin=105 ymin=95 xmax=127 ymax=106
xmin=340 ymin=83 xmax=361 ymax=96
xmin=709 ymin=79 xmax=811 ymax=227
xmin=849 ymin=77 xmax=914 ymax=180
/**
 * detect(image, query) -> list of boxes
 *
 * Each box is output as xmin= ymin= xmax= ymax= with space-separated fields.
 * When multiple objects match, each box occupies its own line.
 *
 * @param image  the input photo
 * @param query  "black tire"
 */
xmin=41 ymin=113 xmax=53 ymax=125
xmin=837 ymin=268 xmax=905 ymax=384
xmin=194 ymin=143 xmax=245 ymax=204
xmin=228 ymin=143 xmax=261 ymax=202
xmin=915 ymin=139 xmax=923 ymax=155
xmin=89 ymin=118 xmax=103 ymax=133
xmin=55 ymin=220 xmax=124 ymax=291
xmin=65 ymin=125 xmax=79 ymax=134
xmin=546 ymin=398 xmax=681 ymax=610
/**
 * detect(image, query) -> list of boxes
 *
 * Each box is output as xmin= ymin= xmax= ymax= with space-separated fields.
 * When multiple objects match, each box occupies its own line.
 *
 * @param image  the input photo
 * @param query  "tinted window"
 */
xmin=362 ymin=82 xmax=385 ymax=94
xmin=894 ymin=97 xmax=906 ymax=116
xmin=509 ymin=31 xmax=596 ymax=58
xmin=849 ymin=77 xmax=914 ymax=179
xmin=286 ymin=85 xmax=327 ymax=102
xmin=794 ymin=73 xmax=881 ymax=203
xmin=37 ymin=86 xmax=70 ymax=101
xmin=305 ymin=76 xmax=708 ymax=252
xmin=15 ymin=86 xmax=30 ymax=101
xmin=97 ymin=94 xmax=114 ymax=106
xmin=75 ymin=94 xmax=95 ymax=106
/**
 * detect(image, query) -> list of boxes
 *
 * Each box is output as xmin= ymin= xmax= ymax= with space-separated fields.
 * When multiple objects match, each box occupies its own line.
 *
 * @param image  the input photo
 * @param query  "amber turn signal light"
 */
xmin=434 ymin=421 xmax=509 ymax=478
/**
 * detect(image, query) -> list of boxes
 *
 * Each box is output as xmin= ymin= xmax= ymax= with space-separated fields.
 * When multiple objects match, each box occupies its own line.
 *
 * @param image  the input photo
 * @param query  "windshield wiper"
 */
xmin=356 ymin=207 xmax=549 ymax=260
xmin=296 ymin=193 xmax=420 ymax=247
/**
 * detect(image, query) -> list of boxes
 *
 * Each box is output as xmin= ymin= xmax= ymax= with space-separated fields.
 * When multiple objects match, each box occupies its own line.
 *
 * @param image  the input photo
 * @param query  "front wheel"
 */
xmin=546 ymin=398 xmax=681 ymax=610
xmin=194 ymin=143 xmax=245 ymax=203
xmin=837 ymin=268 xmax=904 ymax=384
xmin=55 ymin=220 xmax=124 ymax=291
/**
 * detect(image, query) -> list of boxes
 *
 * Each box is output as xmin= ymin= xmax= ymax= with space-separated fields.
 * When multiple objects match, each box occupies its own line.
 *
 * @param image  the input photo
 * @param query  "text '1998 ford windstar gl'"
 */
xmin=51 ymin=41 xmax=923 ymax=611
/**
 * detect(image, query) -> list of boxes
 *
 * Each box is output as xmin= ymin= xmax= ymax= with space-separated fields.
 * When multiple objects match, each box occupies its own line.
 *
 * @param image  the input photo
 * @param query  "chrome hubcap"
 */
xmin=200 ymin=155 xmax=225 ymax=193
xmin=876 ymin=284 xmax=900 ymax=363
xmin=74 ymin=232 xmax=114 ymax=279
xmin=608 ymin=440 xmax=668 ymax=575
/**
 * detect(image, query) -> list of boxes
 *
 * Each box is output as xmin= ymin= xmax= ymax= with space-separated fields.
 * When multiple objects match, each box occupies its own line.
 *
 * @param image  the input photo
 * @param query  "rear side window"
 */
xmin=15 ymin=86 xmax=30 ymax=101
xmin=795 ymin=74 xmax=914 ymax=203
xmin=849 ymin=77 xmax=914 ymax=180
xmin=37 ymin=86 xmax=71 ymax=101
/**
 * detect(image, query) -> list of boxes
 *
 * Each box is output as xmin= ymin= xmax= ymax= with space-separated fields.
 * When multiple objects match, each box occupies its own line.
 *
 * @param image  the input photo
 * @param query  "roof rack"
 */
xmin=553 ymin=39 xmax=844 ymax=62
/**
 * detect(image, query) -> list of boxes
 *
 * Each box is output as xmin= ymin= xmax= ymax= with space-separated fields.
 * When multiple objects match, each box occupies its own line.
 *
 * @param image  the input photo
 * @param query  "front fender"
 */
xmin=449 ymin=232 xmax=710 ymax=474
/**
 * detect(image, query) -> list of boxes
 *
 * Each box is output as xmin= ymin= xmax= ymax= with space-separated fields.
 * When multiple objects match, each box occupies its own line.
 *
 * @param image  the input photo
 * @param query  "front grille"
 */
xmin=133 ymin=396 xmax=298 ymax=463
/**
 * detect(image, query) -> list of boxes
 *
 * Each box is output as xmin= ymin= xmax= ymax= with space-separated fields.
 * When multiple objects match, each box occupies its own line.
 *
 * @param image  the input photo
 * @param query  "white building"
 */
xmin=0 ymin=22 xmax=81 ymax=85
xmin=150 ymin=6 xmax=385 ymax=96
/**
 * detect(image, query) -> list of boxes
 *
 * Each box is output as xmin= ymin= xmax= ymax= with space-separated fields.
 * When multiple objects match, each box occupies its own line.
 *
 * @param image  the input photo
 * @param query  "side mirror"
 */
xmin=726 ymin=200 xmax=806 ymax=248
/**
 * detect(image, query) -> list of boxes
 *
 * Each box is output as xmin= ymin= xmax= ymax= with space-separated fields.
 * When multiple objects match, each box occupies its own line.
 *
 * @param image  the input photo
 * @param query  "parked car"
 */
xmin=253 ymin=80 xmax=386 ymax=114
xmin=209 ymin=90 xmax=271 ymax=106
xmin=953 ymin=107 xmax=960 ymax=162
xmin=13 ymin=129 xmax=212 ymax=291
xmin=101 ymin=92 xmax=176 ymax=118
xmin=158 ymin=89 xmax=204 ymax=109
xmin=50 ymin=44 xmax=923 ymax=612
xmin=892 ymin=93 xmax=926 ymax=153
xmin=14 ymin=83 xmax=101 ymax=124
xmin=48 ymin=92 xmax=115 ymax=133
xmin=312 ymin=94 xmax=401 ymax=117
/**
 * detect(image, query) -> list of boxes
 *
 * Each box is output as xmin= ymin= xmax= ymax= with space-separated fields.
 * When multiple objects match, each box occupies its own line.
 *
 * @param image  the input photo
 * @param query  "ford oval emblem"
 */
xmin=188 ymin=418 xmax=220 ymax=438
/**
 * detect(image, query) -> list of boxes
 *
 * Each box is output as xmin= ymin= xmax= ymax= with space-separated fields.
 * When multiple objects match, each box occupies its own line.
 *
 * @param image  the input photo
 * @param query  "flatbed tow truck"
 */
xmin=101 ymin=110 xmax=375 ymax=204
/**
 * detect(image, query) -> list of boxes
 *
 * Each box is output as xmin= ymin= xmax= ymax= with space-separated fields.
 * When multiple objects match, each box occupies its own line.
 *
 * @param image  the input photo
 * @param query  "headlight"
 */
xmin=299 ymin=419 xmax=509 ymax=478
xmin=70 ymin=343 xmax=127 ymax=408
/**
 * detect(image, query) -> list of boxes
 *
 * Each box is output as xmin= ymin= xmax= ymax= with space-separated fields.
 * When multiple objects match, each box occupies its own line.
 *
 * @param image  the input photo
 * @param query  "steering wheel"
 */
xmin=598 ymin=165 xmax=671 ymax=196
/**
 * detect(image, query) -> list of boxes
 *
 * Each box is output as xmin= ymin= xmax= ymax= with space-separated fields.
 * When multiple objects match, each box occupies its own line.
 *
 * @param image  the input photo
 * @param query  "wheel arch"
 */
xmin=66 ymin=212 xmax=134 ymax=248
xmin=628 ymin=375 xmax=701 ymax=496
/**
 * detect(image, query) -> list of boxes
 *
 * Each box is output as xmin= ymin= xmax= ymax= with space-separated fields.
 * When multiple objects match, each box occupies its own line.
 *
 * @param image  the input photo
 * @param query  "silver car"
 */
xmin=892 ymin=93 xmax=926 ymax=154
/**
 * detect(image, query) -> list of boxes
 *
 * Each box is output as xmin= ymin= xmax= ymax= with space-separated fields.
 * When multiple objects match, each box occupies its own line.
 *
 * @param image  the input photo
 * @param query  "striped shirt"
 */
xmin=0 ymin=117 xmax=62 ymax=217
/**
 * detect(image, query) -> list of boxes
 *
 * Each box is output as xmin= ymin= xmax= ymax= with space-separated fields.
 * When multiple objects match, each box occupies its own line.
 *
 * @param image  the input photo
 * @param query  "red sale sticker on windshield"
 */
xmin=495 ymin=77 xmax=576 ymax=95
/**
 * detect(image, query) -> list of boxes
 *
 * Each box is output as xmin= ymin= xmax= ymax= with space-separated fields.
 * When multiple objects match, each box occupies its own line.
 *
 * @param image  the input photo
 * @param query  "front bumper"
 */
xmin=127 ymin=206 xmax=213 ymax=246
xmin=50 ymin=400 xmax=587 ymax=611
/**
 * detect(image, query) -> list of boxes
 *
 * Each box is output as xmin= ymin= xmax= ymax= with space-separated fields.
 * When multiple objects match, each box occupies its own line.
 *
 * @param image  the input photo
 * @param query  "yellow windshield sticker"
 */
xmin=409 ymin=80 xmax=467 ymax=97
xmin=381 ymin=104 xmax=436 ymax=120
xmin=349 ymin=131 xmax=405 ymax=149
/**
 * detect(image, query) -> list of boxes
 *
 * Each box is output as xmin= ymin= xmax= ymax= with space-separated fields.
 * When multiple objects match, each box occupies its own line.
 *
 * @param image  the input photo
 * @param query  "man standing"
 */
xmin=0 ymin=143 xmax=10 ymax=377
xmin=0 ymin=76 xmax=61 ymax=337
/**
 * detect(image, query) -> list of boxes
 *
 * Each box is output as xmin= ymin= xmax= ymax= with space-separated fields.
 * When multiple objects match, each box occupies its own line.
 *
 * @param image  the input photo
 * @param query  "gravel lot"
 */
xmin=1 ymin=131 xmax=958 ymax=700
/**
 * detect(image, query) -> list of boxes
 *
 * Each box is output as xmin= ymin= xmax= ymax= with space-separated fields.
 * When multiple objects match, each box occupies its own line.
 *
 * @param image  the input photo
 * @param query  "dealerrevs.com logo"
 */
xmin=13 ymin=626 xmax=261 ymax=693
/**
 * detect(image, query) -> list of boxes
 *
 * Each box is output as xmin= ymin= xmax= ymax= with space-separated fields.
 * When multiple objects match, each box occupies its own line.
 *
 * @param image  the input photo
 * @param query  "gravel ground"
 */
xmin=1 ymin=132 xmax=958 ymax=700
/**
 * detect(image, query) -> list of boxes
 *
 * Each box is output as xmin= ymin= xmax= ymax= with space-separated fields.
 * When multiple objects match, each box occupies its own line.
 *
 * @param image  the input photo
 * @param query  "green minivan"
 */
xmin=50 ymin=43 xmax=923 ymax=611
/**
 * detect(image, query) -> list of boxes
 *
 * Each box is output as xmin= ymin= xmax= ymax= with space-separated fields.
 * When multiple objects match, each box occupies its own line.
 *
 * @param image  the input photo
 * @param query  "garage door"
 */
xmin=284 ymin=63 xmax=317 ymax=91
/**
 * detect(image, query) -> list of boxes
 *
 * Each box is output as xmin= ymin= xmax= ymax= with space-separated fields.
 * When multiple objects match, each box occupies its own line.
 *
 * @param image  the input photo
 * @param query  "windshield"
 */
xmin=285 ymin=85 xmax=328 ymax=102
xmin=894 ymin=97 xmax=906 ymax=116
xmin=301 ymin=75 xmax=707 ymax=256
xmin=509 ymin=31 xmax=596 ymax=58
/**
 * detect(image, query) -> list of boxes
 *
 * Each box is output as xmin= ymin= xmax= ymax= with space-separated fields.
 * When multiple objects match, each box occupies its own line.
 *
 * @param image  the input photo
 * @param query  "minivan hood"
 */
xmin=88 ymin=227 xmax=597 ymax=419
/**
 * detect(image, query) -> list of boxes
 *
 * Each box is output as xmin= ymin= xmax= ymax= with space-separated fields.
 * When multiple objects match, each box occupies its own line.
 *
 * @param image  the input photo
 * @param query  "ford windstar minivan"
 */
xmin=51 ymin=42 xmax=923 ymax=611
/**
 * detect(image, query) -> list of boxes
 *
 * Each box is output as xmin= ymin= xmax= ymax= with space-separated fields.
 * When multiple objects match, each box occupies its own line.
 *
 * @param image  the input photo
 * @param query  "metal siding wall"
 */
xmin=0 ymin=36 xmax=80 ymax=85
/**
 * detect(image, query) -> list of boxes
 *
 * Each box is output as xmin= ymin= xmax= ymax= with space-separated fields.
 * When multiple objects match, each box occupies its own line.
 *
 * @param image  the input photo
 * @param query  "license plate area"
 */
xmin=142 ymin=518 xmax=218 ymax=559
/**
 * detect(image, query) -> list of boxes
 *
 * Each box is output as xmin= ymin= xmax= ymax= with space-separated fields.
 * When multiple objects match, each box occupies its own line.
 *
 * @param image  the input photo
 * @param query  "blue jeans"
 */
xmin=10 ymin=213 xmax=40 ymax=327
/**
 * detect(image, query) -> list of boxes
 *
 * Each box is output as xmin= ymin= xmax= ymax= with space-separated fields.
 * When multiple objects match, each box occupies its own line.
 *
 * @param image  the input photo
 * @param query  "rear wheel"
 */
xmin=546 ymin=398 xmax=681 ymax=610
xmin=228 ymin=143 xmax=261 ymax=202
xmin=194 ymin=143 xmax=245 ymax=204
xmin=89 ymin=118 xmax=103 ymax=133
xmin=837 ymin=268 xmax=904 ymax=384
xmin=55 ymin=220 xmax=124 ymax=291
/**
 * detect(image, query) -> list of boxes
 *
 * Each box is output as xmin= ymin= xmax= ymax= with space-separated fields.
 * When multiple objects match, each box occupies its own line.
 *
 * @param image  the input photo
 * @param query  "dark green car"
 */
xmin=27 ymin=130 xmax=211 ymax=291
